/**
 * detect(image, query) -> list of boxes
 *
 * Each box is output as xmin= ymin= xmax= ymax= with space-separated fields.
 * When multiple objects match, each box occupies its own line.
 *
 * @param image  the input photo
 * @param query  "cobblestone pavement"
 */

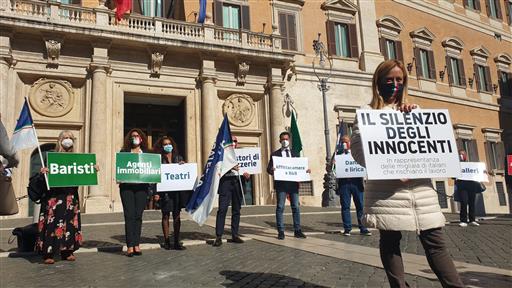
xmin=0 ymin=206 xmax=511 ymax=287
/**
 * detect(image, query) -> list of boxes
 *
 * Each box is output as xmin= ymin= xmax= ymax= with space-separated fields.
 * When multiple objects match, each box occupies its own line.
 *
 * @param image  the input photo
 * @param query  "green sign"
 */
xmin=47 ymin=152 xmax=98 ymax=187
xmin=116 ymin=153 xmax=161 ymax=183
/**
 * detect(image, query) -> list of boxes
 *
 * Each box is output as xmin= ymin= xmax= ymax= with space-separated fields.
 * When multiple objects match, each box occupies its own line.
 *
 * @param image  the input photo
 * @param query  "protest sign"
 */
xmin=458 ymin=162 xmax=489 ymax=182
xmin=235 ymin=147 xmax=261 ymax=174
xmin=116 ymin=153 xmax=161 ymax=183
xmin=356 ymin=109 xmax=460 ymax=180
xmin=272 ymin=156 xmax=310 ymax=182
xmin=335 ymin=153 xmax=366 ymax=178
xmin=47 ymin=152 xmax=97 ymax=187
xmin=157 ymin=163 xmax=198 ymax=192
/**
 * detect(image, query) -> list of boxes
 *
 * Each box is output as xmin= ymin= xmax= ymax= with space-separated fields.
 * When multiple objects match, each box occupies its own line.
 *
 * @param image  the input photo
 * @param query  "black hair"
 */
xmin=279 ymin=131 xmax=290 ymax=140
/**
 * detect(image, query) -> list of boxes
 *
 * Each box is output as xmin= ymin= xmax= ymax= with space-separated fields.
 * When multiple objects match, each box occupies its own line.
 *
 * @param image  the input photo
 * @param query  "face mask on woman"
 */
xmin=163 ymin=144 xmax=173 ymax=153
xmin=281 ymin=140 xmax=290 ymax=148
xmin=61 ymin=138 xmax=73 ymax=149
xmin=342 ymin=142 xmax=350 ymax=151
xmin=131 ymin=136 xmax=141 ymax=146
xmin=378 ymin=82 xmax=404 ymax=102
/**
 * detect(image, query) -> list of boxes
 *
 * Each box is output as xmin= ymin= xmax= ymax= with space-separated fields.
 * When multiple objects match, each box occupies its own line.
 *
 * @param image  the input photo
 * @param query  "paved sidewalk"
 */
xmin=0 ymin=206 xmax=511 ymax=287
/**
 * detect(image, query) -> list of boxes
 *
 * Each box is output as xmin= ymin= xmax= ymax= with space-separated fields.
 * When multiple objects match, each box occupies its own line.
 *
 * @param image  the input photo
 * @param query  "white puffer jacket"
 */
xmin=351 ymin=104 xmax=445 ymax=232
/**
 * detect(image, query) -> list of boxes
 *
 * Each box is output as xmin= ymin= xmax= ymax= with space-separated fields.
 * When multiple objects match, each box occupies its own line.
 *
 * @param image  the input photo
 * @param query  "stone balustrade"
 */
xmin=1 ymin=0 xmax=282 ymax=53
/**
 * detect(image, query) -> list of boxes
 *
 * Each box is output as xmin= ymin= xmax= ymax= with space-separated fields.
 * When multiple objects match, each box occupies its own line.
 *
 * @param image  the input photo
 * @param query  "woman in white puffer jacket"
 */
xmin=350 ymin=60 xmax=463 ymax=288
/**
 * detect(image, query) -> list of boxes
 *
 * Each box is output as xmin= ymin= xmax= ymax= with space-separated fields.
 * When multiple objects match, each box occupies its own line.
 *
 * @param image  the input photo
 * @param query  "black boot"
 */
xmin=163 ymin=237 xmax=171 ymax=250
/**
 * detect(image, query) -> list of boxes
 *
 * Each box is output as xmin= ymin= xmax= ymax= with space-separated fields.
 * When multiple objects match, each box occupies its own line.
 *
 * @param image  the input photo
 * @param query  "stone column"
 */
xmin=268 ymin=66 xmax=285 ymax=151
xmin=357 ymin=0 xmax=384 ymax=72
xmin=85 ymin=41 xmax=111 ymax=213
xmin=200 ymin=59 xmax=219 ymax=162
xmin=0 ymin=28 xmax=14 ymax=130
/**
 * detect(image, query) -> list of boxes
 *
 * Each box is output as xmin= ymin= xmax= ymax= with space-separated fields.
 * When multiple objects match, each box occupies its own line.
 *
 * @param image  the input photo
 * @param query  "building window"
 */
xmin=457 ymin=138 xmax=479 ymax=161
xmin=214 ymin=1 xmax=250 ymax=30
xmin=485 ymin=140 xmax=505 ymax=170
xmin=334 ymin=23 xmax=349 ymax=57
xmin=486 ymin=0 xmax=503 ymax=19
xmin=435 ymin=181 xmax=448 ymax=209
xmin=385 ymin=39 xmax=396 ymax=60
xmin=415 ymin=48 xmax=436 ymax=80
xmin=132 ymin=0 xmax=176 ymax=18
xmin=508 ymin=0 xmax=512 ymax=24
xmin=376 ymin=16 xmax=404 ymax=61
xmin=446 ymin=56 xmax=466 ymax=87
xmin=327 ymin=21 xmax=358 ymax=58
xmin=223 ymin=4 xmax=240 ymax=29
xmin=279 ymin=12 xmax=297 ymax=51
xmin=298 ymin=181 xmax=314 ymax=196
xmin=465 ymin=0 xmax=481 ymax=10
xmin=498 ymin=70 xmax=512 ymax=97
xmin=475 ymin=64 xmax=492 ymax=92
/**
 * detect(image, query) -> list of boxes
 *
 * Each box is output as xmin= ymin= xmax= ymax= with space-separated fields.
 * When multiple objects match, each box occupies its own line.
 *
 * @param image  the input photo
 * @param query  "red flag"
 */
xmin=508 ymin=155 xmax=512 ymax=176
xmin=115 ymin=0 xmax=132 ymax=21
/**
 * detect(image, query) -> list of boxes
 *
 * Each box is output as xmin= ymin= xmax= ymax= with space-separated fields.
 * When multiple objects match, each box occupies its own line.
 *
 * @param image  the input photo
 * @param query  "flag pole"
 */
xmin=25 ymin=97 xmax=49 ymax=191
xmin=236 ymin=170 xmax=247 ymax=206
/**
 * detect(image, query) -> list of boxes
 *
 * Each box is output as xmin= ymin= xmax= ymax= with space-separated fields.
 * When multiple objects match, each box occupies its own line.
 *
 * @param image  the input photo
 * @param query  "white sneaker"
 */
xmin=469 ymin=221 xmax=480 ymax=226
xmin=459 ymin=222 xmax=468 ymax=227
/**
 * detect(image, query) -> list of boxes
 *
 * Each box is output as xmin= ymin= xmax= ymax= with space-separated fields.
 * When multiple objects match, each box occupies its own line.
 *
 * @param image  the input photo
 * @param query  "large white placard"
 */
xmin=272 ymin=156 xmax=311 ymax=182
xmin=335 ymin=153 xmax=366 ymax=178
xmin=458 ymin=162 xmax=489 ymax=182
xmin=235 ymin=147 xmax=261 ymax=174
xmin=157 ymin=163 xmax=198 ymax=192
xmin=356 ymin=109 xmax=461 ymax=180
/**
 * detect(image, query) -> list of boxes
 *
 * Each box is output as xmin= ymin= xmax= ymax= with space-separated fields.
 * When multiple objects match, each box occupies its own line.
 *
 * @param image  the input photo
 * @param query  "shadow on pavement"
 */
xmin=263 ymin=221 xmax=321 ymax=233
xmin=219 ymin=270 xmax=329 ymax=288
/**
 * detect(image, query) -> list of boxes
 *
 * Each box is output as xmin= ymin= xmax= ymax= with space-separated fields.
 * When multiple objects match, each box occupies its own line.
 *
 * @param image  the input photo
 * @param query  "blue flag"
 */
xmin=198 ymin=0 xmax=207 ymax=23
xmin=186 ymin=115 xmax=237 ymax=225
xmin=11 ymin=98 xmax=38 ymax=152
xmin=335 ymin=121 xmax=345 ymax=154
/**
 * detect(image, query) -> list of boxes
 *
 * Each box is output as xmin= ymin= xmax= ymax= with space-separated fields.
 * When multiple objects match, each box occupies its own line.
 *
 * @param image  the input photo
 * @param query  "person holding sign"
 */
xmin=267 ymin=131 xmax=308 ymax=240
xmin=351 ymin=60 xmax=463 ymax=287
xmin=37 ymin=130 xmax=99 ymax=264
xmin=454 ymin=150 xmax=484 ymax=227
xmin=335 ymin=136 xmax=371 ymax=237
xmin=152 ymin=136 xmax=191 ymax=250
xmin=119 ymin=128 xmax=151 ymax=257
xmin=213 ymin=136 xmax=250 ymax=247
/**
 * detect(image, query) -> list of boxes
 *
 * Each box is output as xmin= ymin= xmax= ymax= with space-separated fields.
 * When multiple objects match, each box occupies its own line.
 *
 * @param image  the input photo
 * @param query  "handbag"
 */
xmin=11 ymin=223 xmax=38 ymax=252
xmin=477 ymin=182 xmax=486 ymax=193
xmin=0 ymin=174 xmax=19 ymax=215
xmin=27 ymin=173 xmax=48 ymax=204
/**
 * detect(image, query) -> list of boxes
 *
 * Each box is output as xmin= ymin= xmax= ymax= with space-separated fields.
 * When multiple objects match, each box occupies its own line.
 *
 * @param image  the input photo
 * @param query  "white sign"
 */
xmin=335 ymin=153 xmax=366 ymax=178
xmin=272 ymin=156 xmax=311 ymax=182
xmin=356 ymin=109 xmax=461 ymax=180
xmin=235 ymin=147 xmax=261 ymax=174
xmin=157 ymin=163 xmax=198 ymax=192
xmin=458 ymin=162 xmax=489 ymax=182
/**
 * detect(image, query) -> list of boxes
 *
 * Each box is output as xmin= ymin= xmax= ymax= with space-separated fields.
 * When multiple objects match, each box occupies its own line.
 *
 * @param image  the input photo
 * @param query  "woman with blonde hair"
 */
xmin=37 ymin=130 xmax=98 ymax=264
xmin=350 ymin=60 xmax=463 ymax=287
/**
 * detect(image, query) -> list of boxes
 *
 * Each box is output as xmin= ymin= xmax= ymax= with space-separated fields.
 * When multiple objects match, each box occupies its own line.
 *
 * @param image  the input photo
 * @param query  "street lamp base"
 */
xmin=321 ymin=171 xmax=339 ymax=207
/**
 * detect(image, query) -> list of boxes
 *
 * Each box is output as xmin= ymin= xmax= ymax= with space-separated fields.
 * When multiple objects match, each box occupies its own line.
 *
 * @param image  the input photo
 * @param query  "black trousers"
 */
xmin=215 ymin=176 xmax=242 ymax=237
xmin=459 ymin=189 xmax=476 ymax=223
xmin=120 ymin=186 xmax=148 ymax=247
xmin=379 ymin=229 xmax=464 ymax=288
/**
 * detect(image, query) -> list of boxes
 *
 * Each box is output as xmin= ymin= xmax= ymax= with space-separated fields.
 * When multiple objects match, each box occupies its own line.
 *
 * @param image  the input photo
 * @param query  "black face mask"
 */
xmin=378 ymin=82 xmax=404 ymax=102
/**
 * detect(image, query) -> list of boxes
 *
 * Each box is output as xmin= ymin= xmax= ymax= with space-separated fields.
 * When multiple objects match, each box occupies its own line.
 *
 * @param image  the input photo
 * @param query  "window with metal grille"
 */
xmin=496 ymin=182 xmax=507 ymax=206
xmin=299 ymin=181 xmax=314 ymax=196
xmin=435 ymin=181 xmax=448 ymax=209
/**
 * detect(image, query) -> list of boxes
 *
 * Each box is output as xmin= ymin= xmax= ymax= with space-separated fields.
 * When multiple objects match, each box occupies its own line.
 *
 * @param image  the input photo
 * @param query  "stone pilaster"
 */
xmin=268 ymin=66 xmax=285 ymax=151
xmin=199 ymin=59 xmax=219 ymax=162
xmin=356 ymin=0 xmax=384 ymax=72
xmin=0 ymin=28 xmax=14 ymax=131
xmin=85 ymin=40 xmax=112 ymax=213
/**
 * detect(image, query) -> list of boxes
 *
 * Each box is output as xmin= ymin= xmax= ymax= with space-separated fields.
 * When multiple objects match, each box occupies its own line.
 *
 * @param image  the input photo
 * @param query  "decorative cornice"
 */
xmin=376 ymin=15 xmax=404 ymax=34
xmin=409 ymin=27 xmax=436 ymax=42
xmin=321 ymin=0 xmax=358 ymax=15
xmin=441 ymin=37 xmax=464 ymax=51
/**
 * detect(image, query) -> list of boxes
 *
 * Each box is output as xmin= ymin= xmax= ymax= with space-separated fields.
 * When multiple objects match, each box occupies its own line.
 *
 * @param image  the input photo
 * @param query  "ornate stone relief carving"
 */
xmin=282 ymin=93 xmax=297 ymax=118
xmin=222 ymin=93 xmax=255 ymax=127
xmin=29 ymin=78 xmax=74 ymax=117
xmin=45 ymin=39 xmax=62 ymax=67
xmin=150 ymin=51 xmax=165 ymax=75
xmin=236 ymin=62 xmax=249 ymax=86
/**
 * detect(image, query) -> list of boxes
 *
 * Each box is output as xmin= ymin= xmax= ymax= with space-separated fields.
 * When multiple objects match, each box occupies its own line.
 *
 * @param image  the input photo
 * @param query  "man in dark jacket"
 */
xmin=335 ymin=135 xmax=371 ymax=236
xmin=213 ymin=136 xmax=250 ymax=247
xmin=267 ymin=131 xmax=307 ymax=240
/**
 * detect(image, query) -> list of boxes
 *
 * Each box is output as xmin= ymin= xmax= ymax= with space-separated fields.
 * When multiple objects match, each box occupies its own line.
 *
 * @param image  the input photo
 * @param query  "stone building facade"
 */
xmin=0 ymin=0 xmax=510 ymax=218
